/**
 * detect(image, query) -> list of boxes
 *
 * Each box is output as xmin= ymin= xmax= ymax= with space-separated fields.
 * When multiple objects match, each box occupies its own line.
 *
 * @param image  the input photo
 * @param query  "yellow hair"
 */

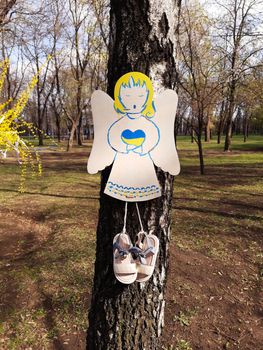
xmin=114 ymin=71 xmax=155 ymax=118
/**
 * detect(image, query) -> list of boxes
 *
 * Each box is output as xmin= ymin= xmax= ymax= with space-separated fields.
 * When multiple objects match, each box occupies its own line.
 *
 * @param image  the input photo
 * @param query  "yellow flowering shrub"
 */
xmin=0 ymin=59 xmax=43 ymax=191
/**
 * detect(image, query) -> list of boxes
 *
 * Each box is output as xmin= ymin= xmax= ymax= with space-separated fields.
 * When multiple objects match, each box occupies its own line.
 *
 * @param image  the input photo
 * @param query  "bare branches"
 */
xmin=0 ymin=0 xmax=17 ymax=28
xmin=212 ymin=0 xmax=263 ymax=150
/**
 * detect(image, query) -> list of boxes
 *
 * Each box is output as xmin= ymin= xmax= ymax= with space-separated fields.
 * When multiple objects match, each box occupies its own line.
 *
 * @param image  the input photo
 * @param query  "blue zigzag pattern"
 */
xmin=108 ymin=181 xmax=159 ymax=191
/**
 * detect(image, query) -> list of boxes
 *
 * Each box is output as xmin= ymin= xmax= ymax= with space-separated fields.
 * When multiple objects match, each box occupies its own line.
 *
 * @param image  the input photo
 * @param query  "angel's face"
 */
xmin=119 ymin=84 xmax=149 ymax=116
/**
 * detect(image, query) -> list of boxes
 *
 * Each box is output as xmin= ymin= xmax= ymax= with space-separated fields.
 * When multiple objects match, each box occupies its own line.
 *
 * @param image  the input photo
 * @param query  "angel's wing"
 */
xmin=150 ymin=89 xmax=180 ymax=175
xmin=87 ymin=90 xmax=117 ymax=174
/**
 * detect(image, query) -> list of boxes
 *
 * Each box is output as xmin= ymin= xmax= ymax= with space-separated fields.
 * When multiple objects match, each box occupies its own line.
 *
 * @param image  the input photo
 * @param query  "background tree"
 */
xmin=0 ymin=0 xmax=16 ymax=28
xmin=236 ymin=67 xmax=263 ymax=141
xmin=215 ymin=0 xmax=263 ymax=151
xmin=57 ymin=0 xmax=107 ymax=150
xmin=1 ymin=0 xmax=263 ymax=154
xmin=176 ymin=1 xmax=223 ymax=174
xmin=47 ymin=0 xmax=65 ymax=143
xmin=20 ymin=0 xmax=56 ymax=146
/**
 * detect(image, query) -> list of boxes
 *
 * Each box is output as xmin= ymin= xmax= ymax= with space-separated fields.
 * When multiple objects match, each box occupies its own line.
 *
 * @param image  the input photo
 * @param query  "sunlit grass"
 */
xmin=0 ymin=134 xmax=262 ymax=349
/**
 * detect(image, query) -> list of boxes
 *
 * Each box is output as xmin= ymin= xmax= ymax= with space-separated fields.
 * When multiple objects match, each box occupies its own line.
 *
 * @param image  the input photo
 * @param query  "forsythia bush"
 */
xmin=0 ymin=59 xmax=42 ymax=191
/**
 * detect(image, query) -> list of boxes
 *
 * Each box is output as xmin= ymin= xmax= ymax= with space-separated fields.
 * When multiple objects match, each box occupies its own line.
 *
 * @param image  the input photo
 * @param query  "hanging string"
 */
xmin=122 ymin=201 xmax=128 ymax=233
xmin=135 ymin=203 xmax=145 ymax=233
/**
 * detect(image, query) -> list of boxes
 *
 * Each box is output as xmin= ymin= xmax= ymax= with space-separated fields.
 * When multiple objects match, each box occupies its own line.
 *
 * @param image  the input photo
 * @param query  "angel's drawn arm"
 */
xmin=108 ymin=118 xmax=128 ymax=154
xmin=133 ymin=120 xmax=159 ymax=155
xmin=142 ymin=121 xmax=159 ymax=154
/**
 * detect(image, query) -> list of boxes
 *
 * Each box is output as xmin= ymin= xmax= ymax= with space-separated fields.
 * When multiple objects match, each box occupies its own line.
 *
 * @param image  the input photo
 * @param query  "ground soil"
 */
xmin=0 ymin=146 xmax=262 ymax=350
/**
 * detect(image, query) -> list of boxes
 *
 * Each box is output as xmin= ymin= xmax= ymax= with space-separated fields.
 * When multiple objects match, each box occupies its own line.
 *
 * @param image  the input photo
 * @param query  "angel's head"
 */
xmin=114 ymin=72 xmax=155 ymax=118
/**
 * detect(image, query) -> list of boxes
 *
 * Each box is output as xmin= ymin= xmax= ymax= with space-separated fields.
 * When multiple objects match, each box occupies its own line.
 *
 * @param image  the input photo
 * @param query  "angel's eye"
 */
xmin=125 ymin=94 xmax=131 ymax=97
xmin=138 ymin=95 xmax=145 ymax=97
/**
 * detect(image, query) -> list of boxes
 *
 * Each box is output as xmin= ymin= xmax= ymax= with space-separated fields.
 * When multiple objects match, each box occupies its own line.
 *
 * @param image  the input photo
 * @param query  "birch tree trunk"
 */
xmin=87 ymin=1 xmax=181 ymax=349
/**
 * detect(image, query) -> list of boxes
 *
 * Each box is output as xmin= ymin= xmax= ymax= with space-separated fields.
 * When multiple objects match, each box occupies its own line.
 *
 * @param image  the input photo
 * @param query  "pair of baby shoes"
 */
xmin=113 ymin=230 xmax=159 ymax=284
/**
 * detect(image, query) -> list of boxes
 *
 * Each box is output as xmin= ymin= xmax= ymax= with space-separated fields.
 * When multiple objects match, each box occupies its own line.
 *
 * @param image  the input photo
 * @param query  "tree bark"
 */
xmin=55 ymin=111 xmax=61 ymax=143
xmin=37 ymin=105 xmax=44 ymax=146
xmin=191 ymin=121 xmax=194 ymax=143
xmin=67 ymin=121 xmax=77 ymax=151
xmin=205 ymin=114 xmax=211 ymax=142
xmin=224 ymin=105 xmax=233 ymax=151
xmin=38 ymin=128 xmax=44 ymax=147
xmin=243 ymin=115 xmax=249 ymax=142
xmin=217 ymin=100 xmax=226 ymax=144
xmin=77 ymin=113 xmax=83 ymax=146
xmin=196 ymin=117 xmax=205 ymax=175
xmin=197 ymin=133 xmax=205 ymax=175
xmin=224 ymin=81 xmax=236 ymax=151
xmin=87 ymin=1 xmax=180 ymax=349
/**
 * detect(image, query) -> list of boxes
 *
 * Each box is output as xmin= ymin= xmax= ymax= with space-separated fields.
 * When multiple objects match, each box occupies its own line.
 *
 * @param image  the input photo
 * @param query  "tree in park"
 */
xmin=87 ymin=1 xmax=181 ymax=349
xmin=59 ymin=0 xmax=107 ymax=150
xmin=176 ymin=1 xmax=222 ymax=174
xmin=215 ymin=0 xmax=263 ymax=151
xmin=235 ymin=73 xmax=261 ymax=141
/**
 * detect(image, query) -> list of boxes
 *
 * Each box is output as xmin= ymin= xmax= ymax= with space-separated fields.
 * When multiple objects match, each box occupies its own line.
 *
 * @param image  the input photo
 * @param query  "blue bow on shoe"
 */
xmin=129 ymin=246 xmax=155 ymax=265
xmin=113 ymin=241 xmax=131 ymax=259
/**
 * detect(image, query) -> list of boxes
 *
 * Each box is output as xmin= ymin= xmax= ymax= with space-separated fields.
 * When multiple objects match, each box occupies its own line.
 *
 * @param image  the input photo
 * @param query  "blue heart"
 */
xmin=121 ymin=129 xmax=145 ymax=140
xmin=121 ymin=129 xmax=146 ymax=147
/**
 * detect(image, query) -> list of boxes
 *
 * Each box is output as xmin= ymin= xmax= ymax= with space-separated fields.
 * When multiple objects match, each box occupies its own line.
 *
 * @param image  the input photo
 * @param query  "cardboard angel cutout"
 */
xmin=87 ymin=72 xmax=180 ymax=202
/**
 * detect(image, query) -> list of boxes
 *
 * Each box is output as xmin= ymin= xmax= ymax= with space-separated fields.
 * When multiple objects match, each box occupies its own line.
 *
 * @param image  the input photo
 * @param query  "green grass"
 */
xmin=0 ymin=134 xmax=262 ymax=349
xmin=177 ymin=134 xmax=263 ymax=151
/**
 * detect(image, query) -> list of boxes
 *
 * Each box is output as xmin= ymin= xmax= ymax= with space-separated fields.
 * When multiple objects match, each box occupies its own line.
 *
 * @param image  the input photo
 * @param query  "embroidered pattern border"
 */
xmin=106 ymin=181 xmax=160 ymax=199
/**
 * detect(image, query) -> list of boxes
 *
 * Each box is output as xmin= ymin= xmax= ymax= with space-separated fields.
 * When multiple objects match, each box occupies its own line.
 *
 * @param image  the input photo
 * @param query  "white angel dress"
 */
xmin=87 ymin=89 xmax=180 ymax=202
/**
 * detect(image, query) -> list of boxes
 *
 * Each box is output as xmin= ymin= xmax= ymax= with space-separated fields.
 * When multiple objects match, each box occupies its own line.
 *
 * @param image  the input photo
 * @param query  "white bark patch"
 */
xmin=148 ymin=0 xmax=177 ymax=92
xmin=160 ymin=264 xmax=166 ymax=284
xmin=152 ymin=275 xmax=158 ymax=286
xmin=150 ymin=63 xmax=166 ymax=93
xmin=149 ymin=63 xmax=166 ymax=93
xmin=148 ymin=205 xmax=158 ymax=234
xmin=148 ymin=0 xmax=177 ymax=55
xmin=159 ymin=211 xmax=167 ymax=229
xmin=146 ymin=295 xmax=153 ymax=304
xmin=158 ymin=292 xmax=164 ymax=301
xmin=158 ymin=300 xmax=165 ymax=336
xmin=139 ymin=281 xmax=146 ymax=290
